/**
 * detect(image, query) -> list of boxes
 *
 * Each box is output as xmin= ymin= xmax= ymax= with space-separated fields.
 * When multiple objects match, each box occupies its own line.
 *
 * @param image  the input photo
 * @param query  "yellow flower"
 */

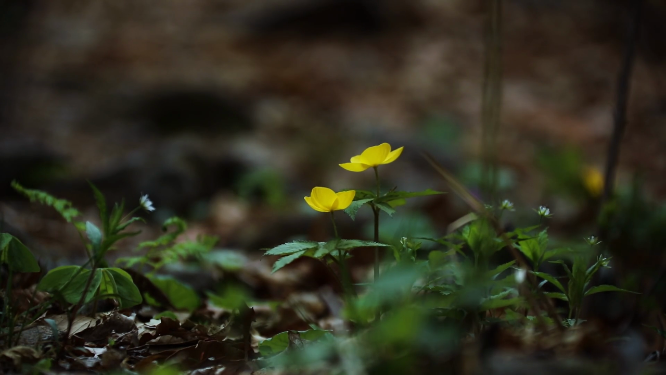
xmin=304 ymin=187 xmax=356 ymax=212
xmin=582 ymin=167 xmax=604 ymax=197
xmin=339 ymin=143 xmax=404 ymax=172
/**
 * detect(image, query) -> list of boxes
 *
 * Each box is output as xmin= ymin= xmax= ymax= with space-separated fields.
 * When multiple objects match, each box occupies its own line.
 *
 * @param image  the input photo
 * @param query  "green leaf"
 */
xmin=387 ymin=198 xmax=406 ymax=207
xmin=139 ymin=217 xmax=187 ymax=249
xmin=461 ymin=219 xmax=503 ymax=260
xmin=105 ymin=268 xmax=142 ymax=308
xmin=206 ymin=286 xmax=249 ymax=310
xmin=115 ymin=216 xmax=144 ymax=232
xmin=0 ymin=234 xmax=40 ymax=272
xmin=343 ymin=199 xmax=373 ymax=221
xmin=88 ymin=181 xmax=108 ymax=235
xmin=544 ymin=292 xmax=568 ymax=301
xmin=154 ymin=311 xmax=179 ymax=321
xmin=313 ymin=240 xmax=336 ymax=258
xmin=258 ymin=329 xmax=329 ymax=357
xmin=486 ymin=261 xmax=515 ymax=280
xmin=38 ymin=266 xmax=101 ymax=304
xmin=11 ymin=181 xmax=81 ymax=223
xmin=204 ymin=250 xmax=248 ymax=272
xmin=381 ymin=189 xmax=444 ymax=201
xmin=272 ymin=250 xmax=307 ymax=273
xmin=517 ymin=230 xmax=548 ymax=267
xmin=150 ymin=275 xmax=200 ymax=311
xmin=336 ymin=239 xmax=391 ymax=250
xmin=584 ymin=284 xmax=640 ymax=297
xmin=99 ymin=269 xmax=118 ymax=301
xmin=533 ymin=271 xmax=567 ymax=295
xmin=479 ymin=297 xmax=523 ymax=311
xmin=375 ymin=202 xmax=396 ymax=217
xmin=86 ymin=221 xmax=103 ymax=255
xmin=264 ymin=241 xmax=318 ymax=256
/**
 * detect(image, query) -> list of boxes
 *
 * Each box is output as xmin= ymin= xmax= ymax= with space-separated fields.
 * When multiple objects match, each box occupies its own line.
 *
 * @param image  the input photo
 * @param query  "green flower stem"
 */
xmin=329 ymin=212 xmax=357 ymax=304
xmin=373 ymin=167 xmax=380 ymax=282
xmin=330 ymin=212 xmax=340 ymax=240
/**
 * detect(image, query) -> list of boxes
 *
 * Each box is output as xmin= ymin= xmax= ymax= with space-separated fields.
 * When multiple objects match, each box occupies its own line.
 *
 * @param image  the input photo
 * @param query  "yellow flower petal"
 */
xmin=333 ymin=190 xmax=356 ymax=210
xmin=382 ymin=146 xmax=403 ymax=164
xmin=311 ymin=187 xmax=337 ymax=210
xmin=350 ymin=155 xmax=364 ymax=163
xmin=304 ymin=196 xmax=330 ymax=212
xmin=359 ymin=143 xmax=391 ymax=166
xmin=339 ymin=163 xmax=370 ymax=172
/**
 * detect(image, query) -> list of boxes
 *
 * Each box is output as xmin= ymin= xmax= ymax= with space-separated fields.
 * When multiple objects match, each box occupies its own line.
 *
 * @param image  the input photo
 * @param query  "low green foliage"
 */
xmin=11 ymin=180 xmax=81 ymax=223
xmin=0 ymin=233 xmax=40 ymax=273
xmin=264 ymin=239 xmax=390 ymax=273
xmin=116 ymin=216 xmax=217 ymax=274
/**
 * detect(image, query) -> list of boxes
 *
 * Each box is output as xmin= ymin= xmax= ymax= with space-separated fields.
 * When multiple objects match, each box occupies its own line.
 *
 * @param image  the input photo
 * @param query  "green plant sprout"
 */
xmin=534 ymin=244 xmax=639 ymax=325
xmin=10 ymin=181 xmax=146 ymax=344
xmin=0 ymin=233 xmax=40 ymax=348
xmin=116 ymin=216 xmax=217 ymax=276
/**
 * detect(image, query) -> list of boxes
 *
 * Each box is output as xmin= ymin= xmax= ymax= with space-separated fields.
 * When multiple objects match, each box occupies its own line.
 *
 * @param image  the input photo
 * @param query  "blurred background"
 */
xmin=2 ymin=0 xmax=666 ymax=267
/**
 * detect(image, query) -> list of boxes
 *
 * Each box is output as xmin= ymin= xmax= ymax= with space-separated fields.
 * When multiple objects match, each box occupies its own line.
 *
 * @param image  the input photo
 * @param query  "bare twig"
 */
xmin=598 ymin=0 xmax=644 ymax=229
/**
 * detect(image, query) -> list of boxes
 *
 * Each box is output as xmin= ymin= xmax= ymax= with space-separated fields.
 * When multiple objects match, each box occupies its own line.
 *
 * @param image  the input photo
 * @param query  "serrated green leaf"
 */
xmin=517 ymin=230 xmax=548 ymax=267
xmin=314 ymin=241 xmax=336 ymax=258
xmin=139 ymin=217 xmax=187 ymax=249
xmin=264 ymin=241 xmax=318 ymax=256
xmin=533 ymin=271 xmax=566 ymax=295
xmin=387 ymin=198 xmax=406 ymax=208
xmin=375 ymin=202 xmax=395 ymax=217
xmin=272 ymin=250 xmax=307 ymax=273
xmin=11 ymin=181 xmax=81 ymax=223
xmin=584 ymin=284 xmax=640 ymax=296
xmin=343 ymin=199 xmax=373 ymax=221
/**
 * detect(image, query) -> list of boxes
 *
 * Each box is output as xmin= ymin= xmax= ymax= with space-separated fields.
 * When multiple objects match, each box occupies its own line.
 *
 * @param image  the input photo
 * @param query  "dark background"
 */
xmin=2 ymin=0 xmax=666 ymax=265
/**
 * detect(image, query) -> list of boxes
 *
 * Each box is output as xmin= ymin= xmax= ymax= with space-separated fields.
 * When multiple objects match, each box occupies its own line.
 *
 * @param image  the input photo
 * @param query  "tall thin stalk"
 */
xmin=598 ymin=0 xmax=644 ymax=231
xmin=480 ymin=0 xmax=503 ymax=204
xmin=372 ymin=167 xmax=381 ymax=282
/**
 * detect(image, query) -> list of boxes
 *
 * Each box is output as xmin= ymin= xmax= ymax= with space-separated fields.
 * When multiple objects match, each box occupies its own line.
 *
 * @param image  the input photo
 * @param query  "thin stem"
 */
xmin=329 ymin=212 xmax=339 ymax=240
xmin=480 ymin=0 xmax=503 ymax=203
xmin=597 ymin=0 xmax=643 ymax=236
xmin=373 ymin=167 xmax=381 ymax=283
xmin=3 ymin=268 xmax=13 ymax=348
xmin=13 ymin=283 xmax=40 ymax=347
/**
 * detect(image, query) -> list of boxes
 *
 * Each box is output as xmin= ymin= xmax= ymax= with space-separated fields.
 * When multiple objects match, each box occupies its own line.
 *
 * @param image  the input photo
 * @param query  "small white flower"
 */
xmin=500 ymin=200 xmax=515 ymax=211
xmin=535 ymin=206 xmax=552 ymax=218
xmin=140 ymin=194 xmax=155 ymax=212
xmin=515 ymin=268 xmax=526 ymax=284
xmin=585 ymin=235 xmax=601 ymax=246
